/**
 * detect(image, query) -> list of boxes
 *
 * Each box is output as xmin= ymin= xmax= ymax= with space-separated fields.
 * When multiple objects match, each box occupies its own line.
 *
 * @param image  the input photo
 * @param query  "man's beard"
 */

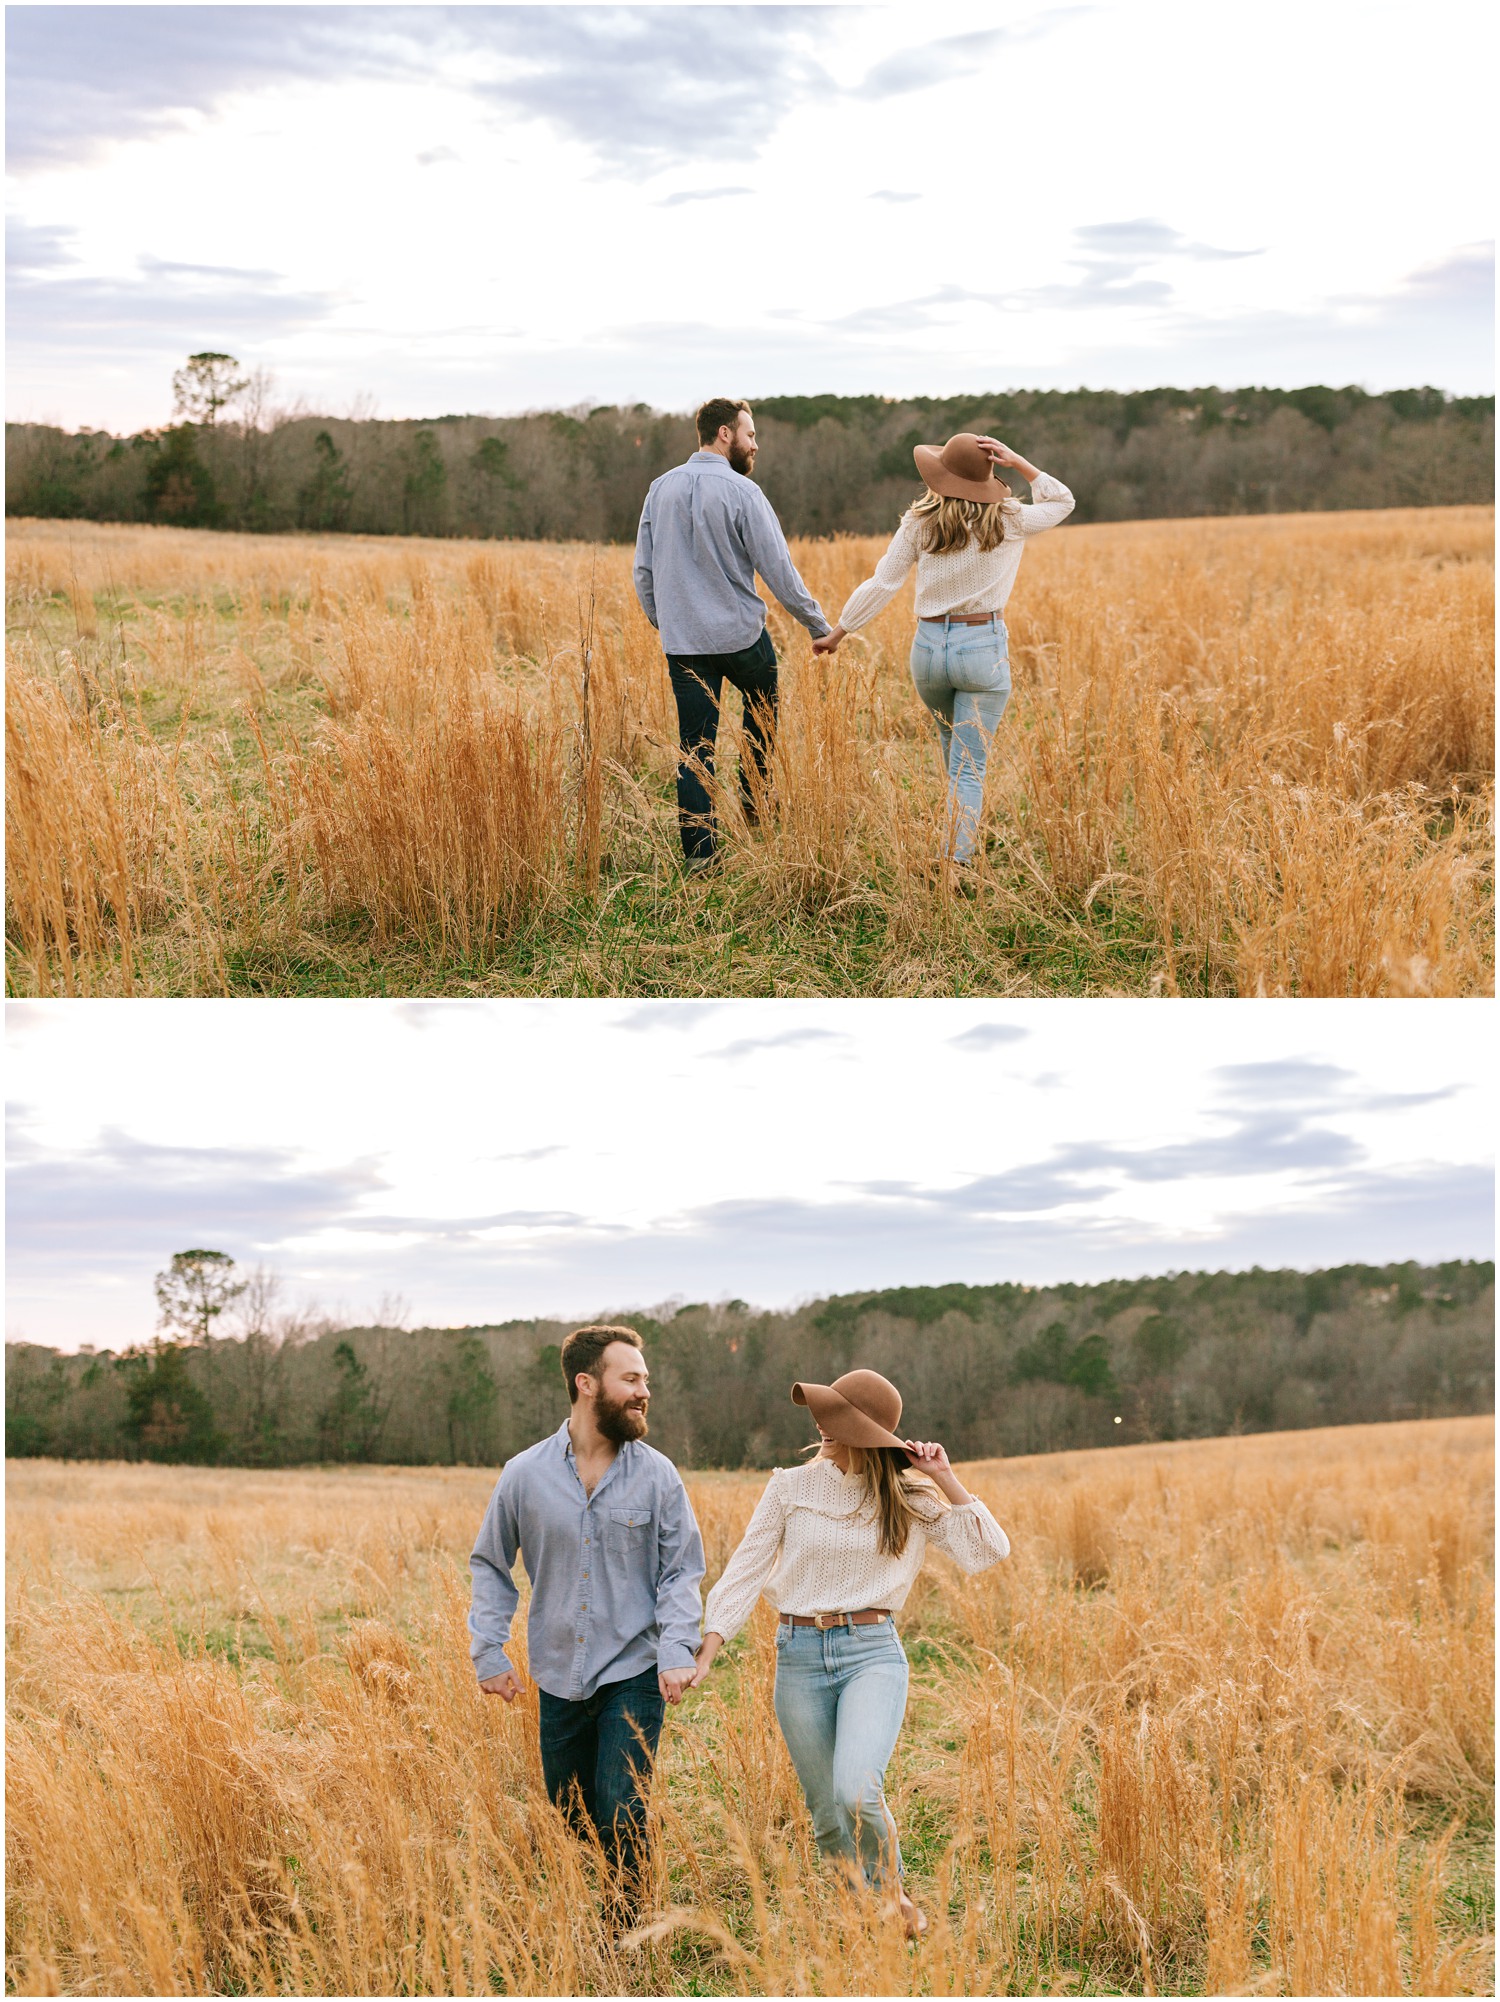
xmin=596 ymin=1390 xmax=649 ymax=1445
xmin=728 ymin=441 xmax=756 ymax=477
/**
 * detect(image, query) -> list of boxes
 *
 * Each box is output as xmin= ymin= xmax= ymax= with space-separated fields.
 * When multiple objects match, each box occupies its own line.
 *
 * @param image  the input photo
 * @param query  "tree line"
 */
xmin=6 ymin=1255 xmax=1491 ymax=1469
xmin=6 ymin=356 xmax=1493 ymax=544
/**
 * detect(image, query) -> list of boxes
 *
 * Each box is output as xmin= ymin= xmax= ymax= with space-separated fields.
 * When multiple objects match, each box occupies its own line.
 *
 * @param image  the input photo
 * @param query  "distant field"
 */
xmin=5 ymin=1418 xmax=1493 ymax=1995
xmin=5 ymin=507 xmax=1493 ymax=997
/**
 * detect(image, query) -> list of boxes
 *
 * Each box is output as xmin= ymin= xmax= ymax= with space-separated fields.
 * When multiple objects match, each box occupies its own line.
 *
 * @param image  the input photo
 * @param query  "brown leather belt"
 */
xmin=780 ymin=1609 xmax=891 ymax=1629
xmin=921 ymin=611 xmax=1001 ymax=625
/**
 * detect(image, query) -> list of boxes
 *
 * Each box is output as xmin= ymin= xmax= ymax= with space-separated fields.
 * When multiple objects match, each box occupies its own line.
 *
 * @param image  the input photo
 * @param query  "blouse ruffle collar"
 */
xmin=778 ymin=1458 xmax=870 ymax=1519
xmin=777 ymin=1457 xmax=950 ymax=1526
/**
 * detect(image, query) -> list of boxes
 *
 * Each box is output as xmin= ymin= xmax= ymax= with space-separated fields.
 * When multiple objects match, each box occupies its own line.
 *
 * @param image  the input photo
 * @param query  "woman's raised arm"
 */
xmin=973 ymin=437 xmax=1075 ymax=535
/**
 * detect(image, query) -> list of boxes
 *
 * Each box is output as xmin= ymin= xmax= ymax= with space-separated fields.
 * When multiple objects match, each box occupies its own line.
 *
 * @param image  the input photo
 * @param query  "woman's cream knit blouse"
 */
xmin=837 ymin=471 xmax=1075 ymax=632
xmin=702 ymin=1458 xmax=1011 ymax=1642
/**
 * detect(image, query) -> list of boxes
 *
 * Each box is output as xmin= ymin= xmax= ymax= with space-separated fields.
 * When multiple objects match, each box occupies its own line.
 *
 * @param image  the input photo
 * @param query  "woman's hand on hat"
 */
xmin=975 ymin=436 xmax=1042 ymax=484
xmin=905 ymin=1438 xmax=973 ymax=1504
xmin=903 ymin=1439 xmax=952 ymax=1472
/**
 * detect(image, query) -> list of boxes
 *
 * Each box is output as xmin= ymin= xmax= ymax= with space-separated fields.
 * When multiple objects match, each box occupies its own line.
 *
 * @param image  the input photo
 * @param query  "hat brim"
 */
xmin=913 ymin=443 xmax=1015 ymax=506
xmin=792 ymin=1379 xmax=911 ymax=1453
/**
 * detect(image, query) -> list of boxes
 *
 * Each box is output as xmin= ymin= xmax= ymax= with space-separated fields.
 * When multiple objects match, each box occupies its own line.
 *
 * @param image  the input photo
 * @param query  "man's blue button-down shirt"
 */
xmin=633 ymin=450 xmax=831 ymax=655
xmin=468 ymin=1420 xmax=706 ymax=1701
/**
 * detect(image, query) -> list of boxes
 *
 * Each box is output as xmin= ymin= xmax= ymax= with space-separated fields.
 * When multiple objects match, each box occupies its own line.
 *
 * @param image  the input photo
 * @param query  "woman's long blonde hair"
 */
xmin=846 ymin=1444 xmax=946 ymax=1559
xmin=911 ymin=487 xmax=1018 ymax=555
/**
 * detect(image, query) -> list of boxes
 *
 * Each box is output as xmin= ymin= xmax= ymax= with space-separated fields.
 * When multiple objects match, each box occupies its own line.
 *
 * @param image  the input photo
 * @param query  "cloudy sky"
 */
xmin=6 ymin=1 xmax=1493 ymax=432
xmin=6 ymin=999 xmax=1493 ymax=1351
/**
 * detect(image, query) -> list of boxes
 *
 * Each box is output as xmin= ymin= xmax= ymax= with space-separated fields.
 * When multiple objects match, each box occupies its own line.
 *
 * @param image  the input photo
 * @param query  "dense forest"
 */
xmin=6 ymin=1258 xmax=1491 ymax=1469
xmin=6 ymin=378 xmax=1493 ymax=544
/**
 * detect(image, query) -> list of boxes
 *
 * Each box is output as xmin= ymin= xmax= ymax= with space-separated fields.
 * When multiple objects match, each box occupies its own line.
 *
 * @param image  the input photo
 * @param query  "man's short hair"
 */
xmin=560 ymin=1323 xmax=643 ymax=1403
xmin=695 ymin=397 xmax=750 ymax=446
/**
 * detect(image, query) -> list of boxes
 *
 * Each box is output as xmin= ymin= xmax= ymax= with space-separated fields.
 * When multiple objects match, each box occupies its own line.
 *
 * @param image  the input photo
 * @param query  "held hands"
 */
xmin=658 ymin=1665 xmax=696 ymax=1705
xmin=481 ymin=1662 xmax=700 ymax=1706
xmin=688 ymin=1632 xmax=724 ymax=1688
xmin=811 ymin=624 xmax=846 ymax=656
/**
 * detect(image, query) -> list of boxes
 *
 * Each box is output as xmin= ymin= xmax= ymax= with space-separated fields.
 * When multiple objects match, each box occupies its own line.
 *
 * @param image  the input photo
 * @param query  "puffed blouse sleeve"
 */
xmin=1015 ymin=470 xmax=1074 ymax=535
xmin=921 ymin=1493 xmax=1011 ymax=1573
xmin=702 ymin=1470 xmax=789 ymax=1642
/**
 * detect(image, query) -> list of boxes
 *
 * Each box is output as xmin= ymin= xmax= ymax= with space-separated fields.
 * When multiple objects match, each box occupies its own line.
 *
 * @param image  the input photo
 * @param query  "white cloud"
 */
xmin=5 ymin=1 xmax=1491 ymax=429
xmin=6 ymin=1000 xmax=1492 ymax=1350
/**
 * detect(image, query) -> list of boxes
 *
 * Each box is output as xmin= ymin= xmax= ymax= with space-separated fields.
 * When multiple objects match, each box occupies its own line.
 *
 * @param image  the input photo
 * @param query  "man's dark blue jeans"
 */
xmin=537 ymin=1666 xmax=665 ymax=1910
xmin=666 ymin=625 xmax=778 ymax=862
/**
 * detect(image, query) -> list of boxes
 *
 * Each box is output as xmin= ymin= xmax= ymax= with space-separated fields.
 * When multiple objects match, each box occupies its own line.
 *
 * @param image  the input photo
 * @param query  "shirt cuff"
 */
xmin=657 ymin=1638 xmax=700 ymax=1673
xmin=473 ymin=1644 xmax=516 ymax=1681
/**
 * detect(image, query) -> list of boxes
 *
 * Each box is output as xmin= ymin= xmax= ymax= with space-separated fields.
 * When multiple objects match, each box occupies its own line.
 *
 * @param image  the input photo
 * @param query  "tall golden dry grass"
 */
xmin=5 ymin=1418 xmax=1492 ymax=1996
xmin=5 ymin=508 xmax=1493 ymax=996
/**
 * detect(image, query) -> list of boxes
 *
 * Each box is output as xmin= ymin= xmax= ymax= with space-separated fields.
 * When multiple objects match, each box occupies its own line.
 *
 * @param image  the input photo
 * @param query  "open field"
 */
xmin=5 ymin=1417 xmax=1493 ymax=1995
xmin=5 ymin=507 xmax=1493 ymax=997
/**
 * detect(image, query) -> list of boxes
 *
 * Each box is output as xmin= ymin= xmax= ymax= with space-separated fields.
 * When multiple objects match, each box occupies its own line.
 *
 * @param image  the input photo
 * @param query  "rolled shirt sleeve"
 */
xmin=702 ymin=1470 xmax=790 ymax=1643
xmin=922 ymin=1493 xmax=1011 ymax=1573
xmin=632 ymin=495 xmax=659 ymax=628
xmin=468 ymin=1472 xmax=523 ymax=1682
xmin=740 ymin=490 xmax=832 ymax=638
xmin=838 ymin=514 xmax=922 ymax=631
xmin=653 ymin=1471 xmax=707 ymax=1673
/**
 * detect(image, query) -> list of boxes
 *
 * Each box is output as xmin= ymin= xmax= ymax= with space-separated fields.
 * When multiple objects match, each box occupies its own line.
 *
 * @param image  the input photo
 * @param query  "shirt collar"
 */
xmin=557 ymin=1416 xmax=635 ymax=1469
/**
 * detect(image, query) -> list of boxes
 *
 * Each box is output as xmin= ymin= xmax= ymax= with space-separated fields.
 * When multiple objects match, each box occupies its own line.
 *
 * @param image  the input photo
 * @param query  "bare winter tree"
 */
xmin=227 ymin=1265 xmax=300 ymax=1460
xmin=236 ymin=366 xmax=278 ymax=526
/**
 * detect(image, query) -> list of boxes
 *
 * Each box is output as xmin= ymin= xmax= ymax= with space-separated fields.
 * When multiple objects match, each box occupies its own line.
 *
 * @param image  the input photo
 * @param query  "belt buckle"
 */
xmin=814 ymin=1611 xmax=843 ymax=1630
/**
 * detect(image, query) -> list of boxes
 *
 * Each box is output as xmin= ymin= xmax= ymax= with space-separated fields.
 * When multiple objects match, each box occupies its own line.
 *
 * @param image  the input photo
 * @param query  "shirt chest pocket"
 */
xmin=606 ymin=1505 xmax=653 ymax=1555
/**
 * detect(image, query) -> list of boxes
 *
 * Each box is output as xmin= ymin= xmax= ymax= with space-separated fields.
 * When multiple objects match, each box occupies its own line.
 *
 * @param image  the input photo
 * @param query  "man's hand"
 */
xmin=658 ymin=1665 xmax=696 ymax=1705
xmin=479 ymin=1669 xmax=523 ymax=1703
xmin=812 ymin=624 xmax=845 ymax=656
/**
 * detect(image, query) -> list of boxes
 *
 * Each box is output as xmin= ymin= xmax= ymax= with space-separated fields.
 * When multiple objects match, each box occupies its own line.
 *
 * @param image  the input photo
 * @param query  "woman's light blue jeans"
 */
xmin=910 ymin=615 xmax=1012 ymax=863
xmin=773 ymin=1619 xmax=909 ymax=1888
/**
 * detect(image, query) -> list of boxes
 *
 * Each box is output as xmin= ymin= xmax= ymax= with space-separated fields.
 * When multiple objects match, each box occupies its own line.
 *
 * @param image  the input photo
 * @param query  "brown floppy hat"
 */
xmin=792 ymin=1368 xmax=910 ymax=1452
xmin=913 ymin=432 xmax=1014 ymax=505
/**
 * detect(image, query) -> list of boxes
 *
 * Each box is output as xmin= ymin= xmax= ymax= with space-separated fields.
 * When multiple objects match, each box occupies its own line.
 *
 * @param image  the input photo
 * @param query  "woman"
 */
xmin=813 ymin=434 xmax=1074 ymax=872
xmin=690 ymin=1369 xmax=1010 ymax=1937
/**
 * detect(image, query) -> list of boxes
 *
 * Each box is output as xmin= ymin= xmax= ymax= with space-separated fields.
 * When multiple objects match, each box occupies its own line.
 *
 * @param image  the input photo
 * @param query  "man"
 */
xmin=469 ymin=1324 xmax=704 ymax=1919
xmin=633 ymin=398 xmax=833 ymax=869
